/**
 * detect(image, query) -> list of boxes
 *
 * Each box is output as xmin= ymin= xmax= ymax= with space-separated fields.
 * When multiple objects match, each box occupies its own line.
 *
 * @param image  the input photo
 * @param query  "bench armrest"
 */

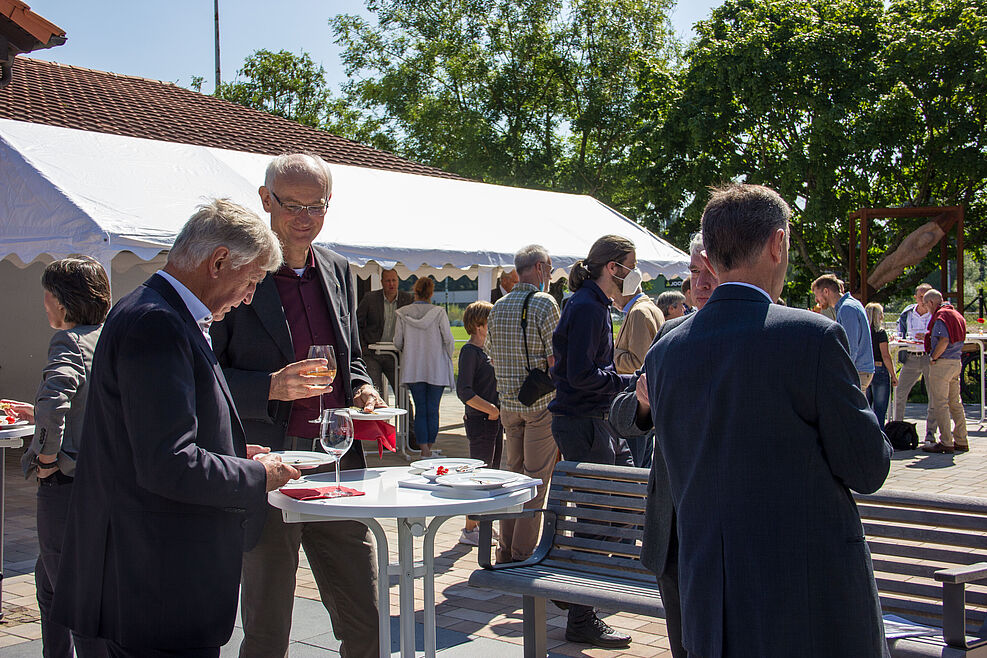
xmin=935 ymin=562 xmax=987 ymax=585
xmin=475 ymin=509 xmax=557 ymax=569
xmin=937 ymin=566 xmax=987 ymax=649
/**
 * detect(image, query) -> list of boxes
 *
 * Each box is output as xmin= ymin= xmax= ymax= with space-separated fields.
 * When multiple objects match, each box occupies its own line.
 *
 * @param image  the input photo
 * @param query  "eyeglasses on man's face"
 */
xmin=270 ymin=191 xmax=328 ymax=217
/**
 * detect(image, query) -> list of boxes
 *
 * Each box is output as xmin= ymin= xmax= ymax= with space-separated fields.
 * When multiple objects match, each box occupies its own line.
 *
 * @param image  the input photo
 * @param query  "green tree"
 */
xmin=329 ymin=0 xmax=676 ymax=211
xmin=638 ymin=0 xmax=987 ymax=304
xmin=217 ymin=49 xmax=332 ymax=128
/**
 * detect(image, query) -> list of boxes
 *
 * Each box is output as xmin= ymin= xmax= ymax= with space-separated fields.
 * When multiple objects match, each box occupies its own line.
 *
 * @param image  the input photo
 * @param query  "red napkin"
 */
xmin=279 ymin=485 xmax=365 ymax=500
xmin=353 ymin=419 xmax=397 ymax=458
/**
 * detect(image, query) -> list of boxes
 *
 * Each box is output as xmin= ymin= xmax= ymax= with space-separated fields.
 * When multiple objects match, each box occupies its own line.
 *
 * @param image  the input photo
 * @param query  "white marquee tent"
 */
xmin=0 ymin=118 xmax=688 ymax=284
xmin=0 ymin=118 xmax=688 ymax=397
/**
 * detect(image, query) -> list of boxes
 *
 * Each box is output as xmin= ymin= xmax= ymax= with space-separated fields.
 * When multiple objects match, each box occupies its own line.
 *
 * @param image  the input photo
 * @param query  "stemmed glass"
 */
xmin=319 ymin=409 xmax=355 ymax=497
xmin=305 ymin=345 xmax=336 ymax=423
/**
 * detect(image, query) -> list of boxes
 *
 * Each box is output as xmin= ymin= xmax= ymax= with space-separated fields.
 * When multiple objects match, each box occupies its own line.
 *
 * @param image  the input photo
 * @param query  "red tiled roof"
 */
xmin=0 ymin=57 xmax=466 ymax=180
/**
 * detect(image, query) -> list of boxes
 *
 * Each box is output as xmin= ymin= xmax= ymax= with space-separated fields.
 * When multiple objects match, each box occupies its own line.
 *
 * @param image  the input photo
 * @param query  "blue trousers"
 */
xmin=867 ymin=365 xmax=891 ymax=428
xmin=407 ymin=382 xmax=444 ymax=445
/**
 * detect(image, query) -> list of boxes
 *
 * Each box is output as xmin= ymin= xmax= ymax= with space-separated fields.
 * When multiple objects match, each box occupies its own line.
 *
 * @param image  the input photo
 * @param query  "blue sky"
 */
xmin=27 ymin=1 xmax=721 ymax=94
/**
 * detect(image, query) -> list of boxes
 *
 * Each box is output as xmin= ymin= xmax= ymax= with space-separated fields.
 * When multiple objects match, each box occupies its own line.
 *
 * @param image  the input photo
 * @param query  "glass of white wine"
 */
xmin=319 ymin=408 xmax=355 ymax=497
xmin=305 ymin=345 xmax=336 ymax=423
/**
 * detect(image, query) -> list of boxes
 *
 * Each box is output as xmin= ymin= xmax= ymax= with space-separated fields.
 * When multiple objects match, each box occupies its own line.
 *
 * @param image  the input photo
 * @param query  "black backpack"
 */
xmin=884 ymin=420 xmax=919 ymax=451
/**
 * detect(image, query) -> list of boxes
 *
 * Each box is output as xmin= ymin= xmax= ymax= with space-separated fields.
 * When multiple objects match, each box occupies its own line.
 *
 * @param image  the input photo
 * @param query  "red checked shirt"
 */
xmin=274 ymin=249 xmax=345 ymax=439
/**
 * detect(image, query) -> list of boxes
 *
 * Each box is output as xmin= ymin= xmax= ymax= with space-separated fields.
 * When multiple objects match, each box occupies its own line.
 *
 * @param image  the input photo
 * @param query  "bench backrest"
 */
xmin=542 ymin=461 xmax=654 ymax=583
xmin=855 ymin=489 xmax=987 ymax=633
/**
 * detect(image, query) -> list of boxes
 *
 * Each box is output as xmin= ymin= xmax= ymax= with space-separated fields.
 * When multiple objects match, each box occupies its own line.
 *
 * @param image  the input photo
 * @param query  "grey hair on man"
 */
xmin=689 ymin=231 xmax=705 ymax=257
xmin=264 ymin=152 xmax=333 ymax=195
xmin=168 ymin=198 xmax=283 ymax=272
xmin=923 ymin=288 xmax=944 ymax=306
xmin=514 ymin=244 xmax=550 ymax=273
xmin=701 ymin=184 xmax=791 ymax=271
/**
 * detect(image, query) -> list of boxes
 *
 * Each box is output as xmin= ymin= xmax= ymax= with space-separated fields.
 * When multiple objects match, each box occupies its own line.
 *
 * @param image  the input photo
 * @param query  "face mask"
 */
xmin=614 ymin=264 xmax=643 ymax=296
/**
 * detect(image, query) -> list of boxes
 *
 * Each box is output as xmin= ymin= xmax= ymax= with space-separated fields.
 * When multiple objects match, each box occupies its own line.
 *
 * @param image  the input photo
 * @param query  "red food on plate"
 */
xmin=436 ymin=466 xmax=448 ymax=476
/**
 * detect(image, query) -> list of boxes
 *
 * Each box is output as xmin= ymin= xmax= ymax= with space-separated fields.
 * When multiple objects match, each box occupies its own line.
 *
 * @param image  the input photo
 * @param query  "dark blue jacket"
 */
xmin=549 ymin=280 xmax=633 ymax=416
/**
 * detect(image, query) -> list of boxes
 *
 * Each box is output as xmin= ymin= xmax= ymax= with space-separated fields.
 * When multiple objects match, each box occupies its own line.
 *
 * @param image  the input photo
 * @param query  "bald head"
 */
xmin=264 ymin=153 xmax=333 ymax=196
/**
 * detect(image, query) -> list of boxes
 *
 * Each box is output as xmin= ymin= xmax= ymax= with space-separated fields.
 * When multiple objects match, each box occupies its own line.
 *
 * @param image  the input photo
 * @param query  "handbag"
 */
xmin=517 ymin=291 xmax=556 ymax=406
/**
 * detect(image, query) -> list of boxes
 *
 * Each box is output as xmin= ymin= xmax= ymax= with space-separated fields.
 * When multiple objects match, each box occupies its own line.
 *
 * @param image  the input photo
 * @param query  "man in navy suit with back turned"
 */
xmin=644 ymin=184 xmax=891 ymax=657
xmin=51 ymin=199 xmax=301 ymax=657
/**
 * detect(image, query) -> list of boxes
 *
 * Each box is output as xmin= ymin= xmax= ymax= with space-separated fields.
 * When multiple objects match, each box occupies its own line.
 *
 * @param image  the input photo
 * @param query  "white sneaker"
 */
xmin=459 ymin=529 xmax=480 ymax=546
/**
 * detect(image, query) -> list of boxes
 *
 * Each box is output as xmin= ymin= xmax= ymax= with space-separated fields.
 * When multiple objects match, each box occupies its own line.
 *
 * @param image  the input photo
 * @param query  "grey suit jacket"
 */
xmin=609 ymin=315 xmax=687 ymax=577
xmin=644 ymin=284 xmax=891 ymax=657
xmin=356 ymin=288 xmax=413 ymax=350
xmin=211 ymin=245 xmax=372 ymax=467
xmin=22 ymin=325 xmax=102 ymax=478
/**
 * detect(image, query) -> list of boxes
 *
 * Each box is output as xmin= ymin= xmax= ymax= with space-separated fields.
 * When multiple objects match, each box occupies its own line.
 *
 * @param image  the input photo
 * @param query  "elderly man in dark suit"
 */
xmin=490 ymin=269 xmax=518 ymax=302
xmin=643 ymin=184 xmax=891 ymax=657
xmin=609 ymin=232 xmax=717 ymax=658
xmin=357 ymin=268 xmax=413 ymax=395
xmin=211 ymin=153 xmax=384 ymax=658
xmin=51 ymin=199 xmax=300 ymax=656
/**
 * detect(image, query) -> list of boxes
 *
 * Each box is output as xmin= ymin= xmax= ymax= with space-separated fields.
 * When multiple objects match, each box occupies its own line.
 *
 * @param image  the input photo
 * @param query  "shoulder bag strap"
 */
xmin=521 ymin=291 xmax=536 ymax=373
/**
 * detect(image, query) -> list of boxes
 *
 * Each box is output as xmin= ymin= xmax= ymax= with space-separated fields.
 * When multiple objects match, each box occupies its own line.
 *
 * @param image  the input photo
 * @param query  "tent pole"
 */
xmin=477 ymin=265 xmax=494 ymax=302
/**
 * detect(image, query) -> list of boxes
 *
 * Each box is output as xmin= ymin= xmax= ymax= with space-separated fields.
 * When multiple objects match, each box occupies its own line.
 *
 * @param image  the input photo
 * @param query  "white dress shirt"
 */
xmin=156 ymin=270 xmax=214 ymax=348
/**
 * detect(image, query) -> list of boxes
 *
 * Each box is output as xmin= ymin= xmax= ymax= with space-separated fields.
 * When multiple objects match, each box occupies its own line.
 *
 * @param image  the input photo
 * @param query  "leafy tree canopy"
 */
xmin=637 ymin=0 xmax=987 ymax=303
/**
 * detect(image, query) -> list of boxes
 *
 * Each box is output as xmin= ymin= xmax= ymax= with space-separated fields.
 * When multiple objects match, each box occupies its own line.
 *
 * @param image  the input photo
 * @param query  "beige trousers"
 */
xmin=497 ymin=406 xmax=558 ymax=563
xmin=892 ymin=353 xmax=937 ymax=437
xmin=927 ymin=359 xmax=968 ymax=448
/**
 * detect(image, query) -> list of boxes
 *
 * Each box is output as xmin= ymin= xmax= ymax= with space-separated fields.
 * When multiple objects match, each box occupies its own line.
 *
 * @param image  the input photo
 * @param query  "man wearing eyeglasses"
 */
xmin=211 ymin=153 xmax=383 ymax=658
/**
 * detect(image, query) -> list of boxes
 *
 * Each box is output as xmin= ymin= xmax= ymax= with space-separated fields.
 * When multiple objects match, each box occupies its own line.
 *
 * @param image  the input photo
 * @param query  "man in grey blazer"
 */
xmin=211 ymin=154 xmax=384 ymax=658
xmin=609 ymin=232 xmax=717 ymax=658
xmin=643 ymin=184 xmax=891 ymax=657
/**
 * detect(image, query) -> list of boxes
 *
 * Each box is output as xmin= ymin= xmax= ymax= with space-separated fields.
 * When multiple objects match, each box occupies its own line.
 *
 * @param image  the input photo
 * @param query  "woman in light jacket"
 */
xmin=21 ymin=256 xmax=111 ymax=657
xmin=394 ymin=277 xmax=454 ymax=457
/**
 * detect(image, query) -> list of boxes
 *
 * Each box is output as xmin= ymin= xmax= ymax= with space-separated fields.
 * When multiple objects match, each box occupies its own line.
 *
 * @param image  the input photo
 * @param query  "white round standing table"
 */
xmin=0 ymin=424 xmax=32 ymax=619
xmin=269 ymin=466 xmax=536 ymax=658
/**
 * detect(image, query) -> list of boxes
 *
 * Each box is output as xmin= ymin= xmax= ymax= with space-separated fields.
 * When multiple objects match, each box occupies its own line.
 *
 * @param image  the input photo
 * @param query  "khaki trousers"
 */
xmin=858 ymin=372 xmax=873 ymax=392
xmin=239 ymin=507 xmax=379 ymax=658
xmin=497 ymin=407 xmax=558 ymax=563
xmin=927 ymin=359 xmax=968 ymax=448
xmin=892 ymin=353 xmax=937 ymax=437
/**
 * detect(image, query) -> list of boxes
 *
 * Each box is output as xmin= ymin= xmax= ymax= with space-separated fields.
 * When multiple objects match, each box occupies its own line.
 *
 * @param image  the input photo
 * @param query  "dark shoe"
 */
xmin=921 ymin=442 xmax=954 ymax=454
xmin=565 ymin=613 xmax=631 ymax=648
xmin=954 ymin=444 xmax=970 ymax=453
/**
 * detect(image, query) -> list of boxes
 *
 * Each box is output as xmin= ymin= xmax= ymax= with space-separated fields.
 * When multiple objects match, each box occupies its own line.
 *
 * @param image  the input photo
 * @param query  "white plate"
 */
xmin=419 ymin=461 xmax=487 ymax=481
xmin=436 ymin=470 xmax=522 ymax=490
xmin=0 ymin=419 xmax=28 ymax=427
xmin=348 ymin=407 xmax=408 ymax=420
xmin=271 ymin=450 xmax=336 ymax=469
xmin=410 ymin=457 xmax=484 ymax=471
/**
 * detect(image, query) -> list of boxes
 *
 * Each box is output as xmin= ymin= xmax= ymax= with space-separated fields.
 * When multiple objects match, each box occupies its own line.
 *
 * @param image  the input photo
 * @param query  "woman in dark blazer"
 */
xmin=21 ymin=256 xmax=111 ymax=658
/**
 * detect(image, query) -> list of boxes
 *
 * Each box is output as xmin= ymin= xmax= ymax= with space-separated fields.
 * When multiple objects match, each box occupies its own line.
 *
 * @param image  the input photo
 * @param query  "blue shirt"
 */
xmin=931 ymin=320 xmax=964 ymax=359
xmin=835 ymin=292 xmax=874 ymax=374
xmin=549 ymin=280 xmax=633 ymax=416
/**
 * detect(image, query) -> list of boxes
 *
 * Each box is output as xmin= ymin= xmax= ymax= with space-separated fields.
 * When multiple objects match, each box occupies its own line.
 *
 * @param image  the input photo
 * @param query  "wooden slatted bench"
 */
xmin=856 ymin=489 xmax=987 ymax=657
xmin=468 ymin=461 xmax=660 ymax=657
xmin=468 ymin=463 xmax=987 ymax=657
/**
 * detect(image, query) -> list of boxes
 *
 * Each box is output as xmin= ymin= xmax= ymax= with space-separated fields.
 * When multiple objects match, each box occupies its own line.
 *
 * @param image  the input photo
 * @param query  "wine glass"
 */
xmin=320 ymin=409 xmax=355 ymax=496
xmin=305 ymin=345 xmax=336 ymax=423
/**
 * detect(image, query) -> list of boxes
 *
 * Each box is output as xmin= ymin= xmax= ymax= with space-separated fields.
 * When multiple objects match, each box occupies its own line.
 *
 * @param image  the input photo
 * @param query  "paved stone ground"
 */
xmin=0 ymin=393 xmax=982 ymax=656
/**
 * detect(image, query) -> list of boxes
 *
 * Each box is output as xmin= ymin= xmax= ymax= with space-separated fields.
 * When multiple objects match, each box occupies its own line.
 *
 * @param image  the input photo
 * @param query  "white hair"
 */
xmin=168 ymin=198 xmax=283 ymax=272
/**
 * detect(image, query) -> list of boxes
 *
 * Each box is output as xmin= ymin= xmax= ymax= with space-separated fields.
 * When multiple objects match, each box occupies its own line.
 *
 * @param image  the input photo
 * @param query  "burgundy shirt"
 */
xmin=274 ymin=250 xmax=345 ymax=439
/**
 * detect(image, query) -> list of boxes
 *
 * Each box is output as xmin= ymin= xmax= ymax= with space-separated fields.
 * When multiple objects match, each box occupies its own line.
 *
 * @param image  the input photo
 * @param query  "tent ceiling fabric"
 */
xmin=0 ymin=119 xmax=688 ymax=280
